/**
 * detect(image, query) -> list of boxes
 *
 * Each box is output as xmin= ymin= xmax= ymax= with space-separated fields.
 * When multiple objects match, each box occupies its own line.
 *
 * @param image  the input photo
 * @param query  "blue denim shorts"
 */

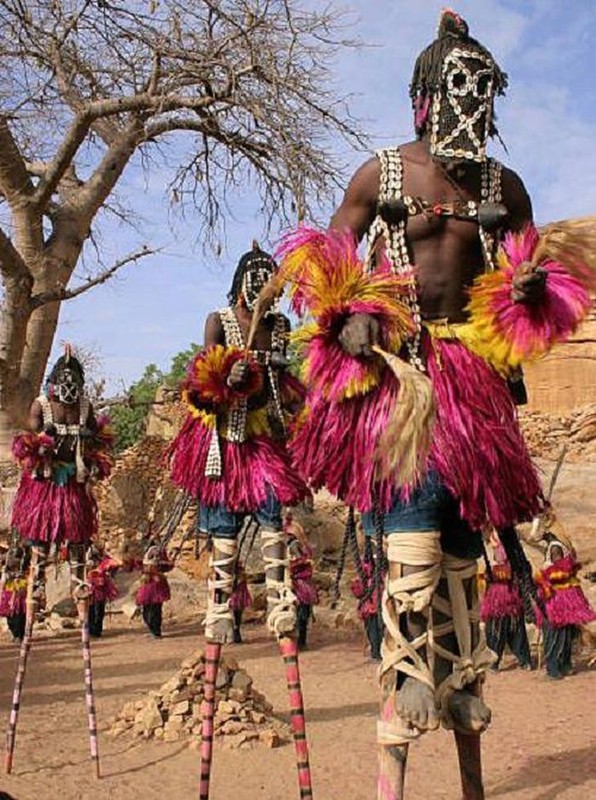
xmin=199 ymin=487 xmax=283 ymax=539
xmin=361 ymin=471 xmax=482 ymax=560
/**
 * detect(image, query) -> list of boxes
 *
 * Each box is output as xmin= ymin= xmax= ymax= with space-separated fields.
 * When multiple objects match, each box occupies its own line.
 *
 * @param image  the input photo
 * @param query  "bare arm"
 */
xmin=501 ymin=167 xmax=533 ymax=233
xmin=330 ymin=157 xmax=380 ymax=241
xmin=329 ymin=159 xmax=381 ymax=356
xmin=502 ymin=168 xmax=546 ymax=303
xmin=204 ymin=311 xmax=225 ymax=348
xmin=28 ymin=399 xmax=43 ymax=433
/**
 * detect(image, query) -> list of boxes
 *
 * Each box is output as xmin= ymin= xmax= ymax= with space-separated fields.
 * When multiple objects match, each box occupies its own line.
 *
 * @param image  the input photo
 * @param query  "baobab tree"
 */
xmin=0 ymin=0 xmax=365 ymax=453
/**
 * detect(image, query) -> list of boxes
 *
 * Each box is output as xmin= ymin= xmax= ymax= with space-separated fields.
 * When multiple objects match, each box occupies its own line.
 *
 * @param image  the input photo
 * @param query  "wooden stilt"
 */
xmin=279 ymin=636 xmax=313 ymax=799
xmin=4 ymin=546 xmax=40 ymax=774
xmin=199 ymin=641 xmax=222 ymax=800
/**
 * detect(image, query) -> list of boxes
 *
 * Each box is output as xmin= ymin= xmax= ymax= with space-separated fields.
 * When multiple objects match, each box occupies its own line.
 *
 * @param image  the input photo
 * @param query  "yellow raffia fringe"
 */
xmin=280 ymin=240 xmax=413 ymax=398
xmin=183 ymin=401 xmax=270 ymax=440
xmin=371 ymin=345 xmax=436 ymax=486
xmin=425 ymin=319 xmax=516 ymax=376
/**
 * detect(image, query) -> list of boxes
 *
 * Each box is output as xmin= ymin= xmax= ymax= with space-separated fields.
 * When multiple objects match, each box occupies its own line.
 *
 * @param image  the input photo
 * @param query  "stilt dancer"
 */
xmin=5 ymin=346 xmax=114 ymax=775
xmin=274 ymin=8 xmax=596 ymax=796
xmin=168 ymin=243 xmax=312 ymax=798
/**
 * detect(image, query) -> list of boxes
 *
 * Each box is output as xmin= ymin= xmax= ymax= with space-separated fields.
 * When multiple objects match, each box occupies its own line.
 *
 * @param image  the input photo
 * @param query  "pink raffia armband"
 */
xmin=181 ymin=345 xmax=263 ymax=415
xmin=276 ymin=226 xmax=413 ymax=401
xmin=467 ymin=222 xmax=594 ymax=372
xmin=12 ymin=431 xmax=55 ymax=473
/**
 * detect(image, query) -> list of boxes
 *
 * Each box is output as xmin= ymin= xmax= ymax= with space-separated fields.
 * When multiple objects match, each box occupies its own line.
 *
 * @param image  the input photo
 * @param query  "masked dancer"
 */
xmin=136 ymin=543 xmax=173 ymax=639
xmin=0 ymin=545 xmax=29 ymax=643
xmin=6 ymin=345 xmax=113 ymax=775
xmin=275 ymin=10 xmax=595 ymax=799
xmin=480 ymin=533 xmax=531 ymax=671
xmin=535 ymin=522 xmax=595 ymax=680
xmin=87 ymin=544 xmax=120 ymax=638
xmin=168 ymin=243 xmax=313 ymax=798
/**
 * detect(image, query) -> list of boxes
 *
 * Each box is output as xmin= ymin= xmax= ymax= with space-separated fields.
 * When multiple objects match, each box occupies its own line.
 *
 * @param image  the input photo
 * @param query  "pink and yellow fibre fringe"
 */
xmin=480 ymin=565 xmax=524 ymax=621
xmin=0 ymin=580 xmax=27 ymax=617
xmin=467 ymin=223 xmax=594 ymax=372
xmin=289 ymin=368 xmax=399 ymax=512
xmin=276 ymin=226 xmax=414 ymax=401
xmin=427 ymin=337 xmax=543 ymax=530
xmin=169 ymin=415 xmax=308 ymax=511
xmin=535 ymin=555 xmax=596 ymax=627
xmin=135 ymin=573 xmax=171 ymax=605
xmin=182 ymin=345 xmax=263 ymax=415
xmin=11 ymin=471 xmax=98 ymax=544
xmin=11 ymin=431 xmax=55 ymax=473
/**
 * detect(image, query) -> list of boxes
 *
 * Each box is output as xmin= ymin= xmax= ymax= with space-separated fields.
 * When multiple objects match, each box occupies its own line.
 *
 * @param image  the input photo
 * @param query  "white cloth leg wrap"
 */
xmin=260 ymin=527 xmax=297 ymax=639
xmin=432 ymin=553 xmax=495 ymax=729
xmin=377 ymin=531 xmax=442 ymax=746
xmin=204 ymin=537 xmax=238 ymax=643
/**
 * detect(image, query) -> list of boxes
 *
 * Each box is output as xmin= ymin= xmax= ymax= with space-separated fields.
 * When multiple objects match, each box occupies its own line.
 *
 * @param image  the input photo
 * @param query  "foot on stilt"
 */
xmin=394 ymin=677 xmax=441 ymax=732
xmin=447 ymin=689 xmax=491 ymax=734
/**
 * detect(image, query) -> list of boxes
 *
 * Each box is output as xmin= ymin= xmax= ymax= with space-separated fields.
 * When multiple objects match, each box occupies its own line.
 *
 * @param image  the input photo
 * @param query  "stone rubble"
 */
xmin=109 ymin=649 xmax=289 ymax=749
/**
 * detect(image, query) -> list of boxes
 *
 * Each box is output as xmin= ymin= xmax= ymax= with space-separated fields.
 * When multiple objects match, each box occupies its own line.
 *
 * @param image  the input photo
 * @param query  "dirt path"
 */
xmin=0 ymin=619 xmax=594 ymax=800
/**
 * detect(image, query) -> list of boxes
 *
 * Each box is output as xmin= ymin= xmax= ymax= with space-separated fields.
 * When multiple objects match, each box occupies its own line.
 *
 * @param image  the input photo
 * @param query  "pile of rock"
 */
xmin=110 ymin=649 xmax=289 ymax=749
xmin=519 ymin=403 xmax=596 ymax=462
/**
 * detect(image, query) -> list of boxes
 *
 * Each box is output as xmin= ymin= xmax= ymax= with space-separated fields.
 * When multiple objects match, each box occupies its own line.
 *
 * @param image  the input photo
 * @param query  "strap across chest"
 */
xmin=366 ymin=147 xmax=503 ymax=273
xmin=218 ymin=307 xmax=286 ymax=354
xmin=37 ymin=395 xmax=90 ymax=435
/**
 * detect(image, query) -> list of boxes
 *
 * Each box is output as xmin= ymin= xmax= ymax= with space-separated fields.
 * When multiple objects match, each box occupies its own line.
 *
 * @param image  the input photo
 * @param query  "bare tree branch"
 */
xmin=0 ymin=0 xmax=368 ymax=435
xmin=0 ymin=116 xmax=35 ymax=203
xmin=30 ymin=246 xmax=157 ymax=308
xmin=0 ymin=227 xmax=32 ymax=283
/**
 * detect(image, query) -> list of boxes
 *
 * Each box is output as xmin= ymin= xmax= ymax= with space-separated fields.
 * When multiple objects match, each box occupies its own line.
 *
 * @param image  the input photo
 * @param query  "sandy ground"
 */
xmin=0 ymin=616 xmax=594 ymax=800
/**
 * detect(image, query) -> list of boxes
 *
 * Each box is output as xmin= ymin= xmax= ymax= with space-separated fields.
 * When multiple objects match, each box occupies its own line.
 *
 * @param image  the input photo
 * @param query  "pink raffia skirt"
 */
xmin=480 ymin=581 xmax=524 ymax=621
xmin=11 ymin=472 xmax=98 ymax=545
xmin=290 ymin=336 xmax=543 ymax=530
xmin=169 ymin=418 xmax=308 ymax=512
xmin=135 ymin=575 xmax=171 ymax=605
xmin=545 ymin=586 xmax=596 ymax=628
xmin=0 ymin=583 xmax=27 ymax=617
xmin=89 ymin=577 xmax=118 ymax=604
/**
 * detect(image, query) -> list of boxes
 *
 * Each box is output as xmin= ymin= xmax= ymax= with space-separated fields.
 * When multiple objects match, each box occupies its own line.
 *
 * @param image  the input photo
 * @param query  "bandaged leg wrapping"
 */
xmin=260 ymin=527 xmax=296 ymax=638
xmin=432 ymin=554 xmax=495 ymax=729
xmin=378 ymin=531 xmax=442 ymax=746
xmin=69 ymin=543 xmax=88 ymax=601
xmin=204 ymin=538 xmax=238 ymax=643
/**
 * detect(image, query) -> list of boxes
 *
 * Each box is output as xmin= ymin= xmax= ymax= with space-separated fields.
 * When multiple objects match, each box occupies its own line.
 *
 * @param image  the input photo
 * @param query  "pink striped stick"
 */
xmin=4 ymin=546 xmax=39 ymax=775
xmin=279 ymin=636 xmax=313 ymax=799
xmin=77 ymin=593 xmax=100 ymax=778
xmin=199 ymin=641 xmax=222 ymax=800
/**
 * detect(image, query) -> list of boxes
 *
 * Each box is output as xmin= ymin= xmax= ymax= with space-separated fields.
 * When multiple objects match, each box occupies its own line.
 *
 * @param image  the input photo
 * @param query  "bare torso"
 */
xmin=29 ymin=398 xmax=95 ymax=462
xmin=331 ymin=139 xmax=532 ymax=322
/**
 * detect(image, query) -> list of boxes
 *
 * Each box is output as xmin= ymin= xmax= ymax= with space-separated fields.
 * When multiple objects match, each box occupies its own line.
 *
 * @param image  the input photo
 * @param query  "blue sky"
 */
xmin=53 ymin=0 xmax=596 ymax=393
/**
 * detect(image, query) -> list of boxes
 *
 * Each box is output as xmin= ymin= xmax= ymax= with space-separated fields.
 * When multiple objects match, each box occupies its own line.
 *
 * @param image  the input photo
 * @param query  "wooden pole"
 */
xmin=4 ymin=546 xmax=40 ymax=774
xmin=279 ymin=636 xmax=313 ymax=799
xmin=76 ymin=585 xmax=101 ymax=779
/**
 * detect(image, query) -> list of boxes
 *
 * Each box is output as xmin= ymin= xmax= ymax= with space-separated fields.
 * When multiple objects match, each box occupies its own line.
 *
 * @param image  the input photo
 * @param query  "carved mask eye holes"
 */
xmin=447 ymin=69 xmax=469 ymax=95
xmin=476 ymin=73 xmax=492 ymax=98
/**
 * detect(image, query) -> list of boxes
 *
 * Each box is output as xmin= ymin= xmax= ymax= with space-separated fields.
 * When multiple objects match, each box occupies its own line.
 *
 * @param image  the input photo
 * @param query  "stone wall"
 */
xmin=524 ymin=314 xmax=596 ymax=413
